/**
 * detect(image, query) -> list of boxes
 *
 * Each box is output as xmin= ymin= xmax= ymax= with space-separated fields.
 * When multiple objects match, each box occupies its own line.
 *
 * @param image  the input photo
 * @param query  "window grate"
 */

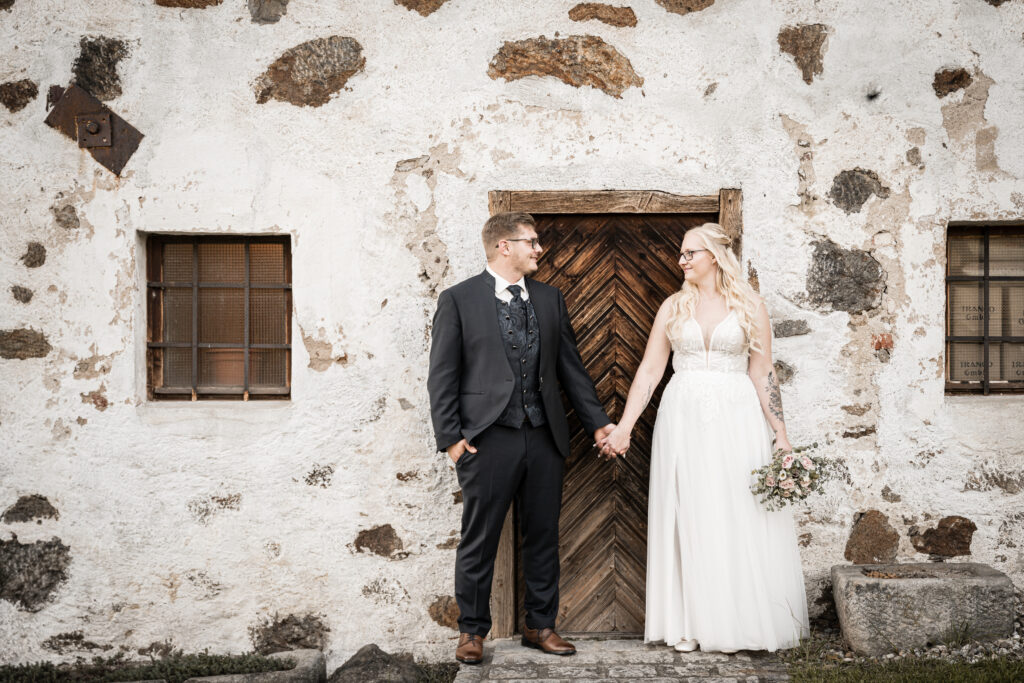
xmin=147 ymin=235 xmax=291 ymax=400
xmin=945 ymin=225 xmax=1024 ymax=394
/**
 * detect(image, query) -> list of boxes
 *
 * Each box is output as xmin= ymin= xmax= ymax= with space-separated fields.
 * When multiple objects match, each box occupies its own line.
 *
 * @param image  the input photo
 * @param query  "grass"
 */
xmin=416 ymin=661 xmax=459 ymax=683
xmin=789 ymin=657 xmax=1024 ymax=682
xmin=0 ymin=651 xmax=294 ymax=683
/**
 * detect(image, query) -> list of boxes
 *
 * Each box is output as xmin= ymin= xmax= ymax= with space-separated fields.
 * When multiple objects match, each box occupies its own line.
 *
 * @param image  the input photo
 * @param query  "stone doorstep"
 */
xmin=124 ymin=649 xmax=326 ymax=683
xmin=832 ymin=562 xmax=1016 ymax=657
xmin=454 ymin=638 xmax=789 ymax=682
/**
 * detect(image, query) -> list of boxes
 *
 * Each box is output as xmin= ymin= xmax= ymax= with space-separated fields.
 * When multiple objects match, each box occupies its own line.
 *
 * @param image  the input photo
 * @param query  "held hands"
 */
xmin=447 ymin=438 xmax=477 ymax=465
xmin=594 ymin=423 xmax=630 ymax=460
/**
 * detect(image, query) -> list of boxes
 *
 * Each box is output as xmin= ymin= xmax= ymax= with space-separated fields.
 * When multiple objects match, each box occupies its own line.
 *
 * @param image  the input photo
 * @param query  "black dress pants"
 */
xmin=453 ymin=422 xmax=564 ymax=636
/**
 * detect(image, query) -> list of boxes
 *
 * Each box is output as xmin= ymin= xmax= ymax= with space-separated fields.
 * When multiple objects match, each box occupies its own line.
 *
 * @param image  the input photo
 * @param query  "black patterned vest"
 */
xmin=495 ymin=285 xmax=546 ymax=428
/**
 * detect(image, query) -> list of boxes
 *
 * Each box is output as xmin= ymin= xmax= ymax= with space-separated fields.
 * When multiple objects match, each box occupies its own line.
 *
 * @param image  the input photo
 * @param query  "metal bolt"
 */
xmin=85 ymin=121 xmax=100 ymax=135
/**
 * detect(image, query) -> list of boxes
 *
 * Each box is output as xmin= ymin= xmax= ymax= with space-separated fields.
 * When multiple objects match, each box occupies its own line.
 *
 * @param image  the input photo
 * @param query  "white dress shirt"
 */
xmin=486 ymin=265 xmax=530 ymax=303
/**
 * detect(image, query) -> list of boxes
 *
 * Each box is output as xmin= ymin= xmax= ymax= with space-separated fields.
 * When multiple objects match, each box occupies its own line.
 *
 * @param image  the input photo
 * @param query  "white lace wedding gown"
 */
xmin=645 ymin=310 xmax=810 ymax=652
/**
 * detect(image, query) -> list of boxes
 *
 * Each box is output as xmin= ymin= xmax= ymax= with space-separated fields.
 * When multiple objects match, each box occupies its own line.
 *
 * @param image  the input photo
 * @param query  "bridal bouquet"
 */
xmin=751 ymin=443 xmax=834 ymax=511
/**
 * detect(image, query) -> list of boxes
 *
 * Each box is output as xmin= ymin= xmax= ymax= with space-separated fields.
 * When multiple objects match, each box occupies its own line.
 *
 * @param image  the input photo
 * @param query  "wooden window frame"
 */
xmin=945 ymin=223 xmax=1024 ymax=395
xmin=485 ymin=188 xmax=742 ymax=638
xmin=146 ymin=234 xmax=292 ymax=401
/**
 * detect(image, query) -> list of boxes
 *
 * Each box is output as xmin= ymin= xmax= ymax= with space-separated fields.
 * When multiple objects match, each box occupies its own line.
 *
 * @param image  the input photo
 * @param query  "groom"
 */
xmin=428 ymin=212 xmax=615 ymax=664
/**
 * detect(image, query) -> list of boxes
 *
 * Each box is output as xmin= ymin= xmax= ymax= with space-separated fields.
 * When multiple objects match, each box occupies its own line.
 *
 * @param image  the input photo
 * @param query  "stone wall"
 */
xmin=1 ymin=0 xmax=1023 ymax=669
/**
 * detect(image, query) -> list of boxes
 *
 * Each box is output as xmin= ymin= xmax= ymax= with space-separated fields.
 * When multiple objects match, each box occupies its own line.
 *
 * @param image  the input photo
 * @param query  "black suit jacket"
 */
xmin=428 ymin=270 xmax=610 ymax=458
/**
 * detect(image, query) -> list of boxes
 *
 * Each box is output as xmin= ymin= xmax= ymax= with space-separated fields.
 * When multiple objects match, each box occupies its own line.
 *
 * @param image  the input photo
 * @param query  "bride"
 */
xmin=601 ymin=223 xmax=809 ymax=653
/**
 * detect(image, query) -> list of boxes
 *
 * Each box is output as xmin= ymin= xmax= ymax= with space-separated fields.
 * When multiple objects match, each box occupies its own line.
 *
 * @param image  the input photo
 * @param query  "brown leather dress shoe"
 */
xmin=521 ymin=626 xmax=576 ymax=655
xmin=455 ymin=633 xmax=484 ymax=664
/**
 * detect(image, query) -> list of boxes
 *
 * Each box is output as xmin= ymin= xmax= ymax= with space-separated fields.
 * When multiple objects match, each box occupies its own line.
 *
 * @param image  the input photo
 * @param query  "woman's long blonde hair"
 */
xmin=665 ymin=223 xmax=763 ymax=354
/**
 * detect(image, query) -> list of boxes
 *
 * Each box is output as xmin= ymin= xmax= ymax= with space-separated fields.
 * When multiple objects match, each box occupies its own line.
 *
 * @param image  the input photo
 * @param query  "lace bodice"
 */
xmin=671 ymin=310 xmax=749 ymax=374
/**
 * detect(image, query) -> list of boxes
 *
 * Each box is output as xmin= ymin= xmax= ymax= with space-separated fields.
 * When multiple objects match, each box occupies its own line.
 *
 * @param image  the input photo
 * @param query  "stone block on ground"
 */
xmin=327 ymin=644 xmax=417 ymax=683
xmin=832 ymin=562 xmax=1014 ymax=656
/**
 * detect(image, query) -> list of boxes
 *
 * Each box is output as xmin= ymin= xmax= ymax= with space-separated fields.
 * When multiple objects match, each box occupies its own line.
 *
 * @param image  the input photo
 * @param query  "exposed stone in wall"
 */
xmin=452 ymin=490 xmax=462 ymax=505
xmin=155 ymin=0 xmax=223 ymax=7
xmin=51 ymin=203 xmax=79 ymax=231
xmin=255 ymin=36 xmax=365 ymax=107
xmin=842 ymin=403 xmax=871 ymax=416
xmin=393 ymin=0 xmax=450 ymax=16
xmin=80 ymin=386 xmax=109 ymax=411
xmin=747 ymin=263 xmax=759 ymax=292
xmin=933 ymin=68 xmax=972 ymax=97
xmin=186 ymin=493 xmax=241 ymax=525
xmin=42 ymin=631 xmax=110 ymax=653
xmin=300 ymin=325 xmax=348 ymax=371
xmin=842 ymin=425 xmax=876 ymax=439
xmin=10 ymin=285 xmax=33 ymax=303
xmin=777 ymin=24 xmax=829 ymax=84
xmin=72 ymin=36 xmax=129 ymax=101
xmin=327 ymin=644 xmax=418 ymax=683
xmin=655 ymin=0 xmax=715 ymax=16
xmin=2 ymin=495 xmax=59 ymax=524
xmin=939 ymin=72 xmax=1002 ymax=175
xmin=0 ymin=535 xmax=72 ymax=611
xmin=806 ymin=239 xmax=885 ymax=314
xmin=568 ymin=3 xmax=638 ymax=27
xmin=428 ymin=595 xmax=459 ymax=630
xmin=827 ymin=168 xmax=890 ymax=214
xmin=0 ymin=79 xmax=38 ymax=112
xmin=906 ymin=147 xmax=922 ymax=166
xmin=21 ymin=242 xmax=46 ymax=268
xmin=773 ymin=319 xmax=810 ymax=337
xmin=137 ymin=639 xmax=180 ymax=658
xmin=965 ymin=467 xmax=1024 ymax=494
xmin=844 ymin=510 xmax=898 ymax=564
xmin=361 ymin=577 xmax=410 ymax=605
xmin=909 ymin=515 xmax=977 ymax=557
xmin=248 ymin=0 xmax=288 ymax=23
xmin=0 ymin=1 xmax=14 ymax=11
xmin=881 ymin=485 xmax=901 ymax=502
xmin=779 ymin=114 xmax=822 ymax=214
xmin=773 ymin=360 xmax=795 ymax=384
xmin=487 ymin=35 xmax=643 ymax=98
xmin=249 ymin=613 xmax=329 ymax=654
xmin=436 ymin=532 xmax=458 ymax=549
xmin=74 ymin=352 xmax=113 ymax=379
xmin=304 ymin=463 xmax=334 ymax=488
xmin=0 ymin=328 xmax=52 ymax=359
xmin=353 ymin=524 xmax=404 ymax=558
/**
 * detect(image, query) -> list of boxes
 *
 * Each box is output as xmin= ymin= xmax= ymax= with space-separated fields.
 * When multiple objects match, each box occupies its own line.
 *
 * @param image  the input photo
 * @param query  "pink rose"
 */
xmin=780 ymin=478 xmax=796 ymax=490
xmin=801 ymin=456 xmax=814 ymax=470
xmin=782 ymin=454 xmax=795 ymax=469
xmin=766 ymin=475 xmax=777 ymax=487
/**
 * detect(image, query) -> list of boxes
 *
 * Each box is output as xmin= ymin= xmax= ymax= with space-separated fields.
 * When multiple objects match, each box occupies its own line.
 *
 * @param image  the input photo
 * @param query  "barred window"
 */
xmin=146 ymin=236 xmax=291 ymax=400
xmin=945 ymin=224 xmax=1024 ymax=394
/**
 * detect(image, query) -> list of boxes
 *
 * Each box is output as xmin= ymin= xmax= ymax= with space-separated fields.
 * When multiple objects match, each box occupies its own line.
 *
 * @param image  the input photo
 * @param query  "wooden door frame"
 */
xmin=485 ymin=188 xmax=743 ymax=638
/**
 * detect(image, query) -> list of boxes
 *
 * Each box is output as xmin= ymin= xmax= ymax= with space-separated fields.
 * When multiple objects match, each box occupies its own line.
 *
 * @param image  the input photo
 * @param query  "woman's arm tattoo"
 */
xmin=765 ymin=371 xmax=784 ymax=423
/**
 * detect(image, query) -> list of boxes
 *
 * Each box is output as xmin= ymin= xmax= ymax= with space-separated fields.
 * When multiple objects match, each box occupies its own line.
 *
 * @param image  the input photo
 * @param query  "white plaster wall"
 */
xmin=1 ymin=0 xmax=1023 ymax=668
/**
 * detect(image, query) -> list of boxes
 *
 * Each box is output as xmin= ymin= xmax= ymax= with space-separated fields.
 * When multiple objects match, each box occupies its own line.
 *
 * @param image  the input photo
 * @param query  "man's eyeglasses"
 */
xmin=679 ymin=248 xmax=709 ymax=262
xmin=499 ymin=238 xmax=541 ymax=249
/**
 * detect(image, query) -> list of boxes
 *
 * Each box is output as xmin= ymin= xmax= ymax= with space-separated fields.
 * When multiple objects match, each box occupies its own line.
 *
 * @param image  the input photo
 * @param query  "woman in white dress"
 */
xmin=601 ymin=223 xmax=809 ymax=653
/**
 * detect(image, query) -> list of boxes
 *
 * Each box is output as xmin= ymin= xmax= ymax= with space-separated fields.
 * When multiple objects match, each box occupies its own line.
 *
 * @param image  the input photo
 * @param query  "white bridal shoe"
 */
xmin=673 ymin=639 xmax=699 ymax=652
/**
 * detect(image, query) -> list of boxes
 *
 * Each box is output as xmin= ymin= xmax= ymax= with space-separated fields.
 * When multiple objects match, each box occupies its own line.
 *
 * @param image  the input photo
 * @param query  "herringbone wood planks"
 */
xmin=524 ymin=213 xmax=712 ymax=634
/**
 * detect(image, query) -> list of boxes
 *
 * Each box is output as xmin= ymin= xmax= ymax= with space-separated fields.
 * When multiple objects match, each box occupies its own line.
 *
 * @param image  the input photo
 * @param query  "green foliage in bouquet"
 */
xmin=751 ymin=443 xmax=836 ymax=511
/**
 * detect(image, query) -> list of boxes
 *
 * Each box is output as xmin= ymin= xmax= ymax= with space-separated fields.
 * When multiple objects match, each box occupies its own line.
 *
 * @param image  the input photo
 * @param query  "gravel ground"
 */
xmin=782 ymin=586 xmax=1024 ymax=666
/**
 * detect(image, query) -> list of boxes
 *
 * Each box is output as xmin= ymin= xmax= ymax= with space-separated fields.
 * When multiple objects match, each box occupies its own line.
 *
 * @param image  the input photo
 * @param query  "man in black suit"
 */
xmin=428 ymin=211 xmax=615 ymax=664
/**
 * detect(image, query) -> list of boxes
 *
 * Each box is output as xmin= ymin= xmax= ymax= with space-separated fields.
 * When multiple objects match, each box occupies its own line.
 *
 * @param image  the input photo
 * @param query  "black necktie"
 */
xmin=507 ymin=284 xmax=523 ymax=302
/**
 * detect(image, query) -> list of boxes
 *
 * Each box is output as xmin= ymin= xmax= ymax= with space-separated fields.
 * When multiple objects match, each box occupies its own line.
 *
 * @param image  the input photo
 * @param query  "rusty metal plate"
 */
xmin=76 ymin=112 xmax=111 ymax=148
xmin=44 ymin=84 xmax=143 ymax=176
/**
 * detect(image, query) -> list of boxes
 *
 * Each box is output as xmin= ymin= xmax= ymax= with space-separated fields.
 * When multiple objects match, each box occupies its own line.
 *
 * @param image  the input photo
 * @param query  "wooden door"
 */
xmin=531 ymin=213 xmax=714 ymax=634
